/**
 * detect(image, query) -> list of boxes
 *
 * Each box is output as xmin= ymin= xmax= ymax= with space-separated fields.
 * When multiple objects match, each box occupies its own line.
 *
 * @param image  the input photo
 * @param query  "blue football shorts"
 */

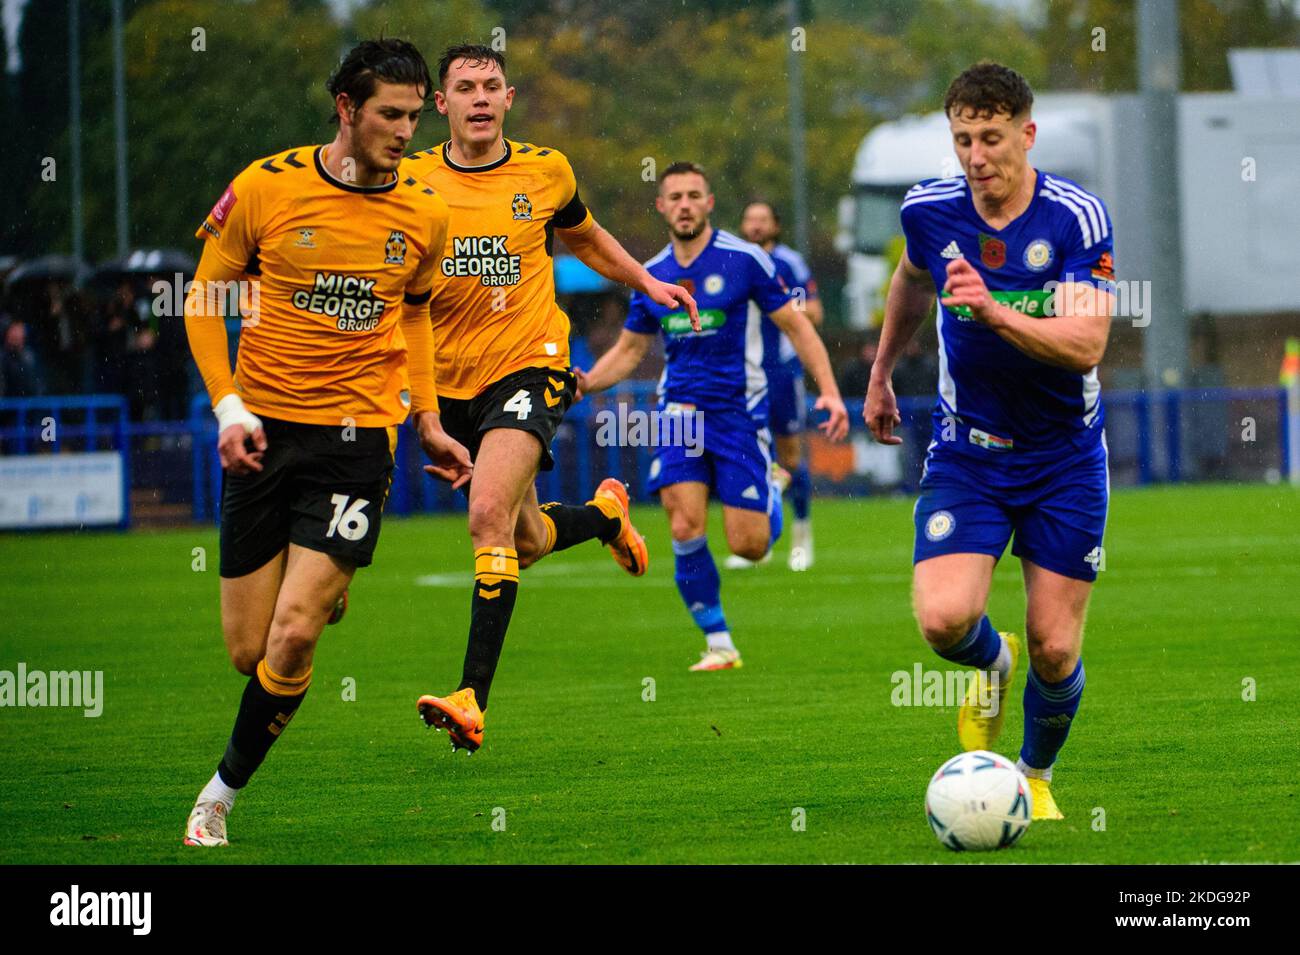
xmin=647 ymin=405 xmax=777 ymax=514
xmin=912 ymin=436 xmax=1109 ymax=582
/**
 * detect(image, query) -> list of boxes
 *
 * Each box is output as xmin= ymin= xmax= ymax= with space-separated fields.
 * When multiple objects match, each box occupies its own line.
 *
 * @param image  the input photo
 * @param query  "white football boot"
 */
xmin=183 ymin=800 xmax=229 ymax=847
xmin=689 ymin=648 xmax=744 ymax=671
xmin=724 ymin=550 xmax=772 ymax=569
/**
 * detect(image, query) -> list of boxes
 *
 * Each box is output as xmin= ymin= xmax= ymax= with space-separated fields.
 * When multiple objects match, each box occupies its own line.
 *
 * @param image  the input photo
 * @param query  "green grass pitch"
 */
xmin=2 ymin=483 xmax=1297 ymax=864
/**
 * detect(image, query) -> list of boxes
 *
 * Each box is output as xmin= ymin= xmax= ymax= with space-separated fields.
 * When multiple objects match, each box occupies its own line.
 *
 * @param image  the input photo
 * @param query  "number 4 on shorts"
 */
xmin=504 ymin=389 xmax=533 ymax=420
xmin=327 ymin=494 xmax=371 ymax=541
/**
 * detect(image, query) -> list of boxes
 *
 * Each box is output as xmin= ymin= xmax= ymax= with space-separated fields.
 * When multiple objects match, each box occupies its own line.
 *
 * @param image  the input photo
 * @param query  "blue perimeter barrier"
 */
xmin=0 ymin=394 xmax=133 ymax=529
xmin=0 ymin=385 xmax=1291 ymax=526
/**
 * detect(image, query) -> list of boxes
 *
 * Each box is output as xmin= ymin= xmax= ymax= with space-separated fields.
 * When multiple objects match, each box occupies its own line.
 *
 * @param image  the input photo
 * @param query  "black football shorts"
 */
xmin=438 ymin=366 xmax=576 ymax=473
xmin=219 ymin=416 xmax=397 ymax=578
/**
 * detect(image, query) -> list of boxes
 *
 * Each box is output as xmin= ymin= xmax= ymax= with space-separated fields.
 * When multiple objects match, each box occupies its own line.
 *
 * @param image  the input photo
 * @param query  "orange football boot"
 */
xmin=417 ymin=688 xmax=485 ymax=754
xmin=590 ymin=478 xmax=649 ymax=577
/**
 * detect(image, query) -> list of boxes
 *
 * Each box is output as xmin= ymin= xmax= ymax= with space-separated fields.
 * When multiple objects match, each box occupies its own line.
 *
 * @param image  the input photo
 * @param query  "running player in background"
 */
xmin=865 ymin=62 xmax=1115 ymax=819
xmin=404 ymin=45 xmax=699 ymax=753
xmin=727 ymin=200 xmax=824 ymax=571
xmin=180 ymin=39 xmax=469 ymax=846
xmin=579 ymin=162 xmax=848 ymax=671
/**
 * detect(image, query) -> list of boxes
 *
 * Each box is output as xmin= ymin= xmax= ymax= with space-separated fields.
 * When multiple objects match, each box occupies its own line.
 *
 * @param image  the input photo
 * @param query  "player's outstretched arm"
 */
xmin=574 ymin=329 xmax=654 ymax=400
xmin=560 ymin=224 xmax=701 ymax=331
xmin=769 ymin=302 xmax=849 ymax=442
xmin=183 ymin=242 xmax=266 ymax=474
xmin=942 ymin=259 xmax=1112 ymax=374
xmin=867 ymin=252 xmax=935 ymax=445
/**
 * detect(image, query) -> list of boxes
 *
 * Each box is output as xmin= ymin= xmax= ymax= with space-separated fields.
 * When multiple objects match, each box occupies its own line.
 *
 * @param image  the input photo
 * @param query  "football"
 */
xmin=925 ymin=751 xmax=1033 ymax=851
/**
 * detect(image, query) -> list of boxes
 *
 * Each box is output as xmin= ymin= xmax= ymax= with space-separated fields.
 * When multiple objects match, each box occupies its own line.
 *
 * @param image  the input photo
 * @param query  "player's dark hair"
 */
xmin=943 ymin=62 xmax=1034 ymax=120
xmin=437 ymin=44 xmax=507 ymax=89
xmin=327 ymin=38 xmax=433 ymax=124
xmin=660 ymin=161 xmax=710 ymax=192
xmin=743 ymin=200 xmax=781 ymax=224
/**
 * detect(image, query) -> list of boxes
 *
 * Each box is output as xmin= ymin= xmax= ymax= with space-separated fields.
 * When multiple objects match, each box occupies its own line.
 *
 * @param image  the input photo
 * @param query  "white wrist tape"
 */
xmin=214 ymin=394 xmax=263 ymax=436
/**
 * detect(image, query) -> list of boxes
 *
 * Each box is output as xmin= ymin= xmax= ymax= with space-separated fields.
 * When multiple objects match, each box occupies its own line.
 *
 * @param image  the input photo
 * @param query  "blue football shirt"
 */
xmin=758 ymin=243 xmax=818 ymax=378
xmin=900 ymin=169 xmax=1116 ymax=456
xmin=625 ymin=228 xmax=790 ymax=422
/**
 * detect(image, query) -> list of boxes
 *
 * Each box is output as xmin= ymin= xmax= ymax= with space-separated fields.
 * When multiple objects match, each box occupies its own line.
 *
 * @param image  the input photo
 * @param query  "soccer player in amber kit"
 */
xmin=403 ymin=45 xmax=699 ymax=753
xmin=180 ymin=40 xmax=469 ymax=845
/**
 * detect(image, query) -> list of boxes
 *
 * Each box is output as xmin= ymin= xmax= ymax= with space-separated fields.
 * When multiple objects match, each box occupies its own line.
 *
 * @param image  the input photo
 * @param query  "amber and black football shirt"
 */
xmin=403 ymin=139 xmax=595 ymax=400
xmin=194 ymin=145 xmax=450 ymax=426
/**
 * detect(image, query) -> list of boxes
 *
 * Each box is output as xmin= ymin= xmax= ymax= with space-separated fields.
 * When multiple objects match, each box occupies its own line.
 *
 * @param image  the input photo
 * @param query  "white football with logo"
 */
xmin=925 ymin=750 xmax=1032 ymax=851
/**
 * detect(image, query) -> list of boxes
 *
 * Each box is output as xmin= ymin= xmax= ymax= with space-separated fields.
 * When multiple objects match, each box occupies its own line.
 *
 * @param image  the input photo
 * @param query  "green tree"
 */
xmin=1040 ymin=0 xmax=1299 ymax=92
xmin=469 ymin=0 xmax=1040 ymax=314
xmin=23 ymin=0 xmax=339 ymax=260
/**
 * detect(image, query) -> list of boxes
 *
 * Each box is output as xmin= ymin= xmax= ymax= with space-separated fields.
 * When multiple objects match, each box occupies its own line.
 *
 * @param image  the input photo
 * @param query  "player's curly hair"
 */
xmin=437 ymin=44 xmax=507 ymax=89
xmin=326 ymin=38 xmax=433 ymax=124
xmin=943 ymin=62 xmax=1034 ymax=120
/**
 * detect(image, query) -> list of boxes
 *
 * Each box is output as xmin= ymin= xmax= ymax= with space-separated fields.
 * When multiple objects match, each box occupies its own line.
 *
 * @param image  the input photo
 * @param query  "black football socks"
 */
xmin=458 ymin=546 xmax=520 ymax=709
xmin=216 ymin=659 xmax=311 ymax=789
xmin=537 ymin=501 xmax=620 ymax=555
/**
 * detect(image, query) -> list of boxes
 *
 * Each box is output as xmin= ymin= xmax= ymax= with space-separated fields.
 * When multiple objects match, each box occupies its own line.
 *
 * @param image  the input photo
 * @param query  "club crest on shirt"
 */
xmin=295 ymin=228 xmax=316 ymax=249
xmin=978 ymin=233 xmax=1006 ymax=269
xmin=925 ymin=510 xmax=956 ymax=542
xmin=512 ymin=193 xmax=533 ymax=221
xmin=1023 ymin=238 xmax=1054 ymax=272
xmin=704 ymin=274 xmax=725 ymax=295
xmin=384 ymin=230 xmax=407 ymax=266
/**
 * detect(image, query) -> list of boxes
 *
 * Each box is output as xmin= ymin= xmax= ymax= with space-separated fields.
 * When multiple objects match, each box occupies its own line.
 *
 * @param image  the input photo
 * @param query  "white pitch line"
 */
xmin=416 ymin=559 xmax=629 ymax=588
xmin=413 ymin=561 xmax=1297 ymax=588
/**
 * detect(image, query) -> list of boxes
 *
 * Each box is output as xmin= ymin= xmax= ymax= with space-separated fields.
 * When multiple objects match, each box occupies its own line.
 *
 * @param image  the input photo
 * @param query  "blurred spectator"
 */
xmin=892 ymin=337 xmax=938 ymax=398
xmin=0 ymin=266 xmax=199 ymax=419
xmin=839 ymin=336 xmax=877 ymax=398
xmin=153 ymin=273 xmax=193 ymax=420
xmin=31 ymin=282 xmax=91 ymax=394
xmin=94 ymin=278 xmax=163 ymax=419
xmin=93 ymin=279 xmax=133 ymax=395
xmin=1 ymin=320 xmax=44 ymax=397
xmin=124 ymin=287 xmax=161 ymax=421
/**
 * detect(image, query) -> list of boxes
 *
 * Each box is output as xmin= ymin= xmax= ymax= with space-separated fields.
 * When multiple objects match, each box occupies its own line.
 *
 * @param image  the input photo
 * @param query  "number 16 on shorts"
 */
xmin=326 ymin=494 xmax=371 ymax=541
